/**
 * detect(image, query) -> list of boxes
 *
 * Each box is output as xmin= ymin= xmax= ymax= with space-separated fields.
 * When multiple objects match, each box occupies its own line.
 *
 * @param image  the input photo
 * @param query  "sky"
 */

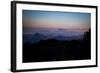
xmin=23 ymin=10 xmax=91 ymax=31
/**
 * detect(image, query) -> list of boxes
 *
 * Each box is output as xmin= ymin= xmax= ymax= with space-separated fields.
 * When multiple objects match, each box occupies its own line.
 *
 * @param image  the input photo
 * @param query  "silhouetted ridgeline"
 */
xmin=23 ymin=30 xmax=91 ymax=63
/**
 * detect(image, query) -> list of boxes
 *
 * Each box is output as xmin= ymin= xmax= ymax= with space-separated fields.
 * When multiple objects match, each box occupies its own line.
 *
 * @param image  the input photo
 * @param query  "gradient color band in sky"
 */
xmin=23 ymin=10 xmax=91 ymax=31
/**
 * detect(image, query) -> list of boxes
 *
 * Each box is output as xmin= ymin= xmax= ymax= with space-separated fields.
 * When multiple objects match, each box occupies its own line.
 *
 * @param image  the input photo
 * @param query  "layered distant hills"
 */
xmin=23 ymin=32 xmax=85 ymax=44
xmin=23 ymin=30 xmax=91 ymax=63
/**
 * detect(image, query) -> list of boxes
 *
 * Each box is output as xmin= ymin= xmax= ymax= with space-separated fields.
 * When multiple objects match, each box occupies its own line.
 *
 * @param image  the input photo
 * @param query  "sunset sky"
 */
xmin=23 ymin=10 xmax=91 ymax=31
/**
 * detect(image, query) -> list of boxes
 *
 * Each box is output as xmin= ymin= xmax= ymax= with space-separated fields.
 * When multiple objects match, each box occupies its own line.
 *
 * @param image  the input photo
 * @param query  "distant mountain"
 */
xmin=23 ymin=30 xmax=91 ymax=62
xmin=23 ymin=33 xmax=47 ymax=44
xmin=23 ymin=32 xmax=84 ymax=44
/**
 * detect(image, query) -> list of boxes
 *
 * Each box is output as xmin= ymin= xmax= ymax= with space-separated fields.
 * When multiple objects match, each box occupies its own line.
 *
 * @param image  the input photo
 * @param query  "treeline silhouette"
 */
xmin=23 ymin=30 xmax=91 ymax=63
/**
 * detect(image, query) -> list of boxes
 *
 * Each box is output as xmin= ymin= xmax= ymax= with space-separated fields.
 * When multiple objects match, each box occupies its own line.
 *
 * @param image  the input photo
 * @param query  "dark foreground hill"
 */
xmin=23 ymin=30 xmax=91 ymax=63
